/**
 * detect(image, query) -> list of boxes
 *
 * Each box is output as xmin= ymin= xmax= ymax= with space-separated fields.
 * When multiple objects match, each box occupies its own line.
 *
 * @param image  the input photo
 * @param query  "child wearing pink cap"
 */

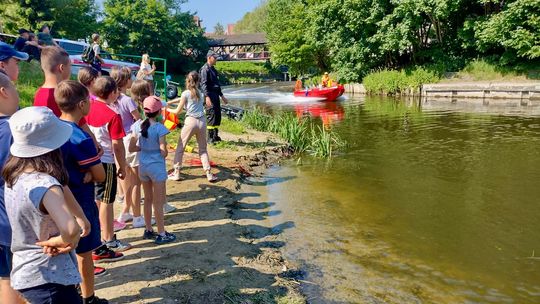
xmin=129 ymin=96 xmax=176 ymax=245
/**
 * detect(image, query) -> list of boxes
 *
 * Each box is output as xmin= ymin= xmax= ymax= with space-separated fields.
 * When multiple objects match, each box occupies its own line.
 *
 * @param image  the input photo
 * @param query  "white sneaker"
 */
xmin=163 ymin=203 xmax=177 ymax=214
xmin=115 ymin=195 xmax=125 ymax=204
xmin=167 ymin=166 xmax=181 ymax=181
xmin=117 ymin=213 xmax=133 ymax=223
xmin=132 ymin=216 xmax=155 ymax=228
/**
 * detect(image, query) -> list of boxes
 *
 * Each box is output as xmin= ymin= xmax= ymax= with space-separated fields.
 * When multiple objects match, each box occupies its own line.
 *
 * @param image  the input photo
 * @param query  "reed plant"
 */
xmin=241 ymin=107 xmax=344 ymax=158
xmin=309 ymin=125 xmax=344 ymax=158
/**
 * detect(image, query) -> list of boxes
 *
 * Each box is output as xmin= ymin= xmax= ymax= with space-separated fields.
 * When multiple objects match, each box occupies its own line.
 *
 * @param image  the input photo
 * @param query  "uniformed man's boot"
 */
xmin=214 ymin=129 xmax=222 ymax=142
xmin=208 ymin=129 xmax=215 ymax=144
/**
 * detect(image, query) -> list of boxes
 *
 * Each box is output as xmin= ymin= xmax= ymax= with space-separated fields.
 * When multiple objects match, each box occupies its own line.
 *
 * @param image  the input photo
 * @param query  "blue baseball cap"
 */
xmin=0 ymin=44 xmax=29 ymax=61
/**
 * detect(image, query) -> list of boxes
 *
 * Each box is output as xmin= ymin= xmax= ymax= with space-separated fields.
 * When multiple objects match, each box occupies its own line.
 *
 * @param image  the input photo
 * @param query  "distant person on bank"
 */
xmin=138 ymin=54 xmax=156 ymax=85
xmin=23 ymin=33 xmax=43 ymax=62
xmin=200 ymin=50 xmax=228 ymax=143
xmin=90 ymin=34 xmax=105 ymax=74
xmin=13 ymin=29 xmax=29 ymax=51
xmin=13 ymin=29 xmax=42 ymax=62
xmin=37 ymin=25 xmax=59 ymax=47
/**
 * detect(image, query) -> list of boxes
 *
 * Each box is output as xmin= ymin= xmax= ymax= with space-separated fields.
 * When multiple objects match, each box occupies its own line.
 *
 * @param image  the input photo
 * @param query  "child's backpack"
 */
xmin=81 ymin=44 xmax=95 ymax=63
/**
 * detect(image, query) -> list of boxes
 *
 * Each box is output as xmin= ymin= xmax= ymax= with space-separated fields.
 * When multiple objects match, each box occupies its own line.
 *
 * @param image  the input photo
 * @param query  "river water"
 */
xmin=225 ymin=84 xmax=540 ymax=303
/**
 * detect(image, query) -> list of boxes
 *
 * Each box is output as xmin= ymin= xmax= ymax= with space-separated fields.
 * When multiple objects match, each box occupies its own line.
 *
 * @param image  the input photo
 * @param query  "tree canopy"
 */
xmin=234 ymin=1 xmax=269 ymax=34
xmin=102 ymin=0 xmax=207 ymax=73
xmin=0 ymin=0 xmax=99 ymax=40
xmin=263 ymin=0 xmax=540 ymax=81
xmin=214 ymin=22 xmax=225 ymax=35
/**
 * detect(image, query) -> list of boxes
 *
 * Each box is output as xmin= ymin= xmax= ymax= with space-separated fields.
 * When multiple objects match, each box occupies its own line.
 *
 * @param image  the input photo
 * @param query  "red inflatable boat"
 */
xmin=294 ymin=85 xmax=345 ymax=102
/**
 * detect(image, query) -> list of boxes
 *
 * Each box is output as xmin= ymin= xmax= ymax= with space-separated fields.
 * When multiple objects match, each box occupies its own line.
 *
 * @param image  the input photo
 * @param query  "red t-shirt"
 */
xmin=34 ymin=87 xmax=87 ymax=125
xmin=86 ymin=100 xmax=125 ymax=163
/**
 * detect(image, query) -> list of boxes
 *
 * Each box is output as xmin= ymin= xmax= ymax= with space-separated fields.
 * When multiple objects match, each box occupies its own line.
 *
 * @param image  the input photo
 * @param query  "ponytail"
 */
xmin=141 ymin=110 xmax=160 ymax=138
xmin=141 ymin=118 xmax=150 ymax=138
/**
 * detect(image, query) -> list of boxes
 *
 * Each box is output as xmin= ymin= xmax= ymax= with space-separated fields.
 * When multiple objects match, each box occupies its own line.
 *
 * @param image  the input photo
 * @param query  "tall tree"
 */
xmin=265 ymin=0 xmax=320 ymax=75
xmin=214 ymin=22 xmax=225 ymax=35
xmin=50 ymin=0 xmax=100 ymax=39
xmin=102 ymin=0 xmax=207 ymax=73
xmin=235 ymin=1 xmax=269 ymax=34
xmin=474 ymin=0 xmax=540 ymax=62
xmin=0 ymin=0 xmax=99 ymax=39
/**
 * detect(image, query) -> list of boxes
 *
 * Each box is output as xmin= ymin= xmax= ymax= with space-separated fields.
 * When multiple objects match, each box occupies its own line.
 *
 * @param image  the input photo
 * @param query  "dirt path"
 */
xmin=94 ymin=129 xmax=305 ymax=304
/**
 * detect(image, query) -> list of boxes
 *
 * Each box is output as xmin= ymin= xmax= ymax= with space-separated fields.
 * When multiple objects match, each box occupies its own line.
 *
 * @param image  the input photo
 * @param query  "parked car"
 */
xmin=0 ymin=33 xmax=17 ymax=45
xmin=55 ymin=39 xmax=139 ymax=76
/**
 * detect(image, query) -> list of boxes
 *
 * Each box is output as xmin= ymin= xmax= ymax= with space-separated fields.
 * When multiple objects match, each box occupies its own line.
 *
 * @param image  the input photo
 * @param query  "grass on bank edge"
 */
xmin=17 ymin=61 xmax=44 ymax=107
xmin=356 ymin=59 xmax=539 ymax=95
xmin=241 ymin=107 xmax=345 ymax=158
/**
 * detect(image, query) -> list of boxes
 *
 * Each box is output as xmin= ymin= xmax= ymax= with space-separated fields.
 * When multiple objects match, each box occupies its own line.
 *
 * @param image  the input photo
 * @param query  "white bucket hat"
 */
xmin=9 ymin=107 xmax=73 ymax=158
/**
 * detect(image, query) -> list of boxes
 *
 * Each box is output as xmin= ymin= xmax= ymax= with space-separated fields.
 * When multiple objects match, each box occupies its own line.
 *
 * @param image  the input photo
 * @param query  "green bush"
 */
xmin=406 ymin=67 xmax=439 ymax=90
xmin=362 ymin=67 xmax=440 ymax=95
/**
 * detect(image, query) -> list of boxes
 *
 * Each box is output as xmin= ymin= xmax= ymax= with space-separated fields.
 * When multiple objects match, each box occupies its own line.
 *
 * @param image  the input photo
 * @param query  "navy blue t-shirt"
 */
xmin=13 ymin=37 xmax=27 ymax=51
xmin=60 ymin=121 xmax=101 ymax=207
xmin=0 ymin=117 xmax=13 ymax=246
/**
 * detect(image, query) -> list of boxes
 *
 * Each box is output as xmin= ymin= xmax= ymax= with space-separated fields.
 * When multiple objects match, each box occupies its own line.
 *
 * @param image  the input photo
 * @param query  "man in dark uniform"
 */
xmin=13 ymin=29 xmax=29 ymax=51
xmin=200 ymin=50 xmax=228 ymax=143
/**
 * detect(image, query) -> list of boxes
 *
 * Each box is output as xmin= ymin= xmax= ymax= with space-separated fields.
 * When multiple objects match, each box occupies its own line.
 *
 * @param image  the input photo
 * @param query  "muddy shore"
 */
xmin=94 ymin=128 xmax=305 ymax=304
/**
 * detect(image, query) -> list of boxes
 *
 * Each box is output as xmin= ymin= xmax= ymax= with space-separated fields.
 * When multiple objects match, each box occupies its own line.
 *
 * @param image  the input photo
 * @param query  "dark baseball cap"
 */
xmin=206 ymin=50 xmax=219 ymax=59
xmin=0 ymin=43 xmax=29 ymax=61
xmin=18 ymin=28 xmax=29 ymax=34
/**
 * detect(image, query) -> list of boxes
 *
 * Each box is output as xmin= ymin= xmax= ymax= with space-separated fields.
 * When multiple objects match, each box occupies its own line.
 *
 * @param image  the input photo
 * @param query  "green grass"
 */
xmin=220 ymin=117 xmax=246 ymax=135
xmin=361 ymin=59 xmax=540 ymax=95
xmin=17 ymin=61 xmax=44 ymax=107
xmin=453 ymin=59 xmax=537 ymax=81
xmin=212 ymin=140 xmax=239 ymax=151
xmin=216 ymin=61 xmax=272 ymax=74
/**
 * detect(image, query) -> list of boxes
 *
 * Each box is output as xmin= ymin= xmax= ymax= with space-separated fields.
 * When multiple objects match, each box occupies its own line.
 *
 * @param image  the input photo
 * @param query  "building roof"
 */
xmin=207 ymin=33 xmax=267 ymax=47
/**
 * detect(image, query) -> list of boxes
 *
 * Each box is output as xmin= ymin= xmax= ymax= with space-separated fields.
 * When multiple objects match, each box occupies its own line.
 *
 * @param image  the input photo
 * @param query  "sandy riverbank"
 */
xmin=94 ymin=128 xmax=305 ymax=304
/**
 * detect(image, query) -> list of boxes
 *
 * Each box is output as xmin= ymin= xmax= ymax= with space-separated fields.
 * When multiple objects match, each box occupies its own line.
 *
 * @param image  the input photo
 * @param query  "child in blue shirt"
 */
xmin=129 ymin=96 xmax=176 ymax=245
xmin=56 ymin=80 xmax=109 ymax=304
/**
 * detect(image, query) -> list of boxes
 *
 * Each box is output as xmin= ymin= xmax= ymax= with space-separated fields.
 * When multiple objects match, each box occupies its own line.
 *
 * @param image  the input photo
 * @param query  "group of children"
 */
xmin=0 ymin=43 xmax=219 ymax=303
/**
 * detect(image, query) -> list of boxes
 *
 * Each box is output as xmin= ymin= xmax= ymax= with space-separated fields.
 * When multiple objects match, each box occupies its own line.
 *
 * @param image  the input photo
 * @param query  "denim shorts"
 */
xmin=0 ymin=244 xmax=12 ymax=278
xmin=139 ymin=162 xmax=167 ymax=182
xmin=75 ymin=201 xmax=102 ymax=254
xmin=19 ymin=283 xmax=82 ymax=304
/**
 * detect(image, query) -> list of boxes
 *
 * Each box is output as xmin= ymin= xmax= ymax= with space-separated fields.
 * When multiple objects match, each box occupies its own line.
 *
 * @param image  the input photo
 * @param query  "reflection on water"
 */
xmin=228 ymin=85 xmax=540 ymax=303
xmin=295 ymin=102 xmax=345 ymax=127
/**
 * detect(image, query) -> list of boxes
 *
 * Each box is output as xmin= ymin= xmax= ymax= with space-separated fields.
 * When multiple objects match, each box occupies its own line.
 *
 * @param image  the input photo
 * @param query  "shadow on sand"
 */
xmin=96 ymin=165 xmax=302 ymax=303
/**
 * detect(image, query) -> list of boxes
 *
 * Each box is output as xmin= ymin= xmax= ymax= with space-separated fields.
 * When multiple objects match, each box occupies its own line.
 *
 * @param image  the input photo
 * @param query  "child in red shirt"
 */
xmin=34 ymin=47 xmax=101 ymax=154
xmin=86 ymin=76 xmax=131 ymax=254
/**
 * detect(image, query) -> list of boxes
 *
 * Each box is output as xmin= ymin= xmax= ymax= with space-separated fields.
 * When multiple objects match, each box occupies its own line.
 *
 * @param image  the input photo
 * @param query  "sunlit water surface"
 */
xmin=226 ymin=84 xmax=540 ymax=303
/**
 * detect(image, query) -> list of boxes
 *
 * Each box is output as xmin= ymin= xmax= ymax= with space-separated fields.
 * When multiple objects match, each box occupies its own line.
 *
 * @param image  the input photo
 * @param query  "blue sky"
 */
xmin=96 ymin=0 xmax=263 ymax=32
xmin=181 ymin=0 xmax=263 ymax=32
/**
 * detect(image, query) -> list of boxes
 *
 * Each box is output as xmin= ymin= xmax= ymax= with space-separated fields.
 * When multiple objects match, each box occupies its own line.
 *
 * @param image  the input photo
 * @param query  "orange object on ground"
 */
xmin=162 ymin=109 xmax=179 ymax=130
xmin=188 ymin=158 xmax=217 ymax=167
